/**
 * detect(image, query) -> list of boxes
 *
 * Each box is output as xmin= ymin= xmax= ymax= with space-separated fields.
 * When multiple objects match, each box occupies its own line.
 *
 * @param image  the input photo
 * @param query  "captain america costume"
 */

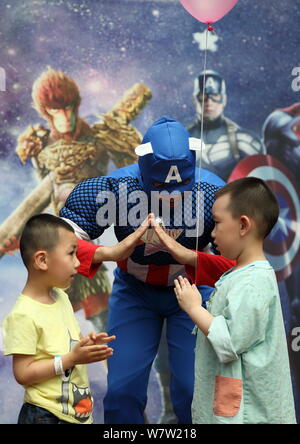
xmin=60 ymin=117 xmax=225 ymax=423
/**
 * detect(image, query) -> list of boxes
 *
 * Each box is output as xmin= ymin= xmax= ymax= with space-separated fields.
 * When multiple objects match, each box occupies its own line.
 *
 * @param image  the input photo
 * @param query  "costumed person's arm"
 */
xmin=151 ymin=217 xmax=235 ymax=286
xmin=60 ymin=176 xmax=110 ymax=241
xmin=60 ymin=176 xmax=149 ymax=277
xmin=185 ymin=251 xmax=236 ymax=287
xmin=60 ymin=176 xmax=110 ymax=278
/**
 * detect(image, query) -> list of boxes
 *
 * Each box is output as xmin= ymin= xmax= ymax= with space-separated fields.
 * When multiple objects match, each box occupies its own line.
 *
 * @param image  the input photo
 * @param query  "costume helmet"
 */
xmin=135 ymin=116 xmax=203 ymax=195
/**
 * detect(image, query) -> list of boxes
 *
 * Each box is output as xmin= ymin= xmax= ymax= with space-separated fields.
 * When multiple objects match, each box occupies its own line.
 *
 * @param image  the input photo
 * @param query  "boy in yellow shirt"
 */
xmin=2 ymin=213 xmax=147 ymax=424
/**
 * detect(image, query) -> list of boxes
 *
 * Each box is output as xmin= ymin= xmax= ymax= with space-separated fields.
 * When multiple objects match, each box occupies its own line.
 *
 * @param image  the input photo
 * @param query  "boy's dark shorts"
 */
xmin=18 ymin=403 xmax=71 ymax=424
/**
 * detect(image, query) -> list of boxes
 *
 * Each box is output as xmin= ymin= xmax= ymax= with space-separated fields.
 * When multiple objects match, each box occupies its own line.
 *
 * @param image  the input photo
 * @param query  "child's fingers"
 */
xmin=183 ymin=277 xmax=194 ymax=289
xmin=97 ymin=332 xmax=108 ymax=338
xmin=149 ymin=214 xmax=157 ymax=226
xmin=178 ymin=275 xmax=187 ymax=287
xmin=152 ymin=224 xmax=167 ymax=241
xmin=174 ymin=279 xmax=182 ymax=292
xmin=88 ymin=344 xmax=109 ymax=351
xmin=89 ymin=331 xmax=97 ymax=341
xmin=79 ymin=336 xmax=90 ymax=346
xmin=150 ymin=220 xmax=173 ymax=246
xmin=93 ymin=333 xmax=116 ymax=344
xmin=99 ymin=346 xmax=113 ymax=355
xmin=142 ymin=213 xmax=153 ymax=226
xmin=90 ymin=348 xmax=114 ymax=362
xmin=101 ymin=335 xmax=116 ymax=343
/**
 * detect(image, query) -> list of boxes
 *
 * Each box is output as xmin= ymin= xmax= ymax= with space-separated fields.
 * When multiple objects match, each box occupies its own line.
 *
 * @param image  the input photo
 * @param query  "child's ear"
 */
xmin=240 ymin=215 xmax=251 ymax=236
xmin=33 ymin=250 xmax=48 ymax=271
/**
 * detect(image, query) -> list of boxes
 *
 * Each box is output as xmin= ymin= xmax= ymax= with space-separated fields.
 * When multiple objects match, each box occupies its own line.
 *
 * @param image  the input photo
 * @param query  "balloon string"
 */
xmin=194 ymin=26 xmax=209 ymax=285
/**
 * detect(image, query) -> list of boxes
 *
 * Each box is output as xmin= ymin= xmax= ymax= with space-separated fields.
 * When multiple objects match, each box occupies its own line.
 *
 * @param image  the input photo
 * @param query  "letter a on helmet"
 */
xmin=165 ymin=166 xmax=182 ymax=183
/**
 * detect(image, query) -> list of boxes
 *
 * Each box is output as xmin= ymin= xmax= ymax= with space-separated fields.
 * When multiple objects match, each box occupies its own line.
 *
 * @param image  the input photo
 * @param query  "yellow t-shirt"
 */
xmin=2 ymin=289 xmax=93 ymax=424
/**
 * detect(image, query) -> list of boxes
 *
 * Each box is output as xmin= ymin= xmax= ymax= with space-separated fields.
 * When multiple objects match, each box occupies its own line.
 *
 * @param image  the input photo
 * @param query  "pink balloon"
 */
xmin=179 ymin=0 xmax=239 ymax=24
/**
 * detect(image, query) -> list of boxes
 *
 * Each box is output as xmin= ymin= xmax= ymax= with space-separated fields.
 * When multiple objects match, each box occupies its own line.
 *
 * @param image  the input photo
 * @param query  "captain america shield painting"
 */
xmin=229 ymin=154 xmax=300 ymax=281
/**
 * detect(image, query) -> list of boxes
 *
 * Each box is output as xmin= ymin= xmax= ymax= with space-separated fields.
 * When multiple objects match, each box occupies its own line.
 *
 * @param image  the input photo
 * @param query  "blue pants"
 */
xmin=103 ymin=268 xmax=212 ymax=424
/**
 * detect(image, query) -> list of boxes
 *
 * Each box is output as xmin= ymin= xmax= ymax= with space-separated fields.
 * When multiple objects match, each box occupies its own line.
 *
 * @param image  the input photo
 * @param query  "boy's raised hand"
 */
xmin=174 ymin=276 xmax=213 ymax=336
xmin=93 ymin=214 xmax=151 ymax=263
xmin=149 ymin=215 xmax=197 ymax=267
xmin=174 ymin=276 xmax=202 ymax=314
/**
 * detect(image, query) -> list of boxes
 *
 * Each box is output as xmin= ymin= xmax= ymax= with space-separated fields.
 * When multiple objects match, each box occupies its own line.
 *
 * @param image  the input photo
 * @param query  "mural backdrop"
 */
xmin=0 ymin=0 xmax=300 ymax=424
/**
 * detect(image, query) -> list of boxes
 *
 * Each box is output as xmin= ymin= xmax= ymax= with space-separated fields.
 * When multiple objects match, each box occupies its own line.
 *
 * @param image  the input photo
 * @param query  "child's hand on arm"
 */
xmin=174 ymin=276 xmax=214 ymax=336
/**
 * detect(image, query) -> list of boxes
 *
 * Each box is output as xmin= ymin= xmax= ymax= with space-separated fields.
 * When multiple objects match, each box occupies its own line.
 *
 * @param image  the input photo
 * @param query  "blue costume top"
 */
xmin=61 ymin=172 xmax=221 ymax=258
xmin=60 ymin=117 xmax=224 ymax=287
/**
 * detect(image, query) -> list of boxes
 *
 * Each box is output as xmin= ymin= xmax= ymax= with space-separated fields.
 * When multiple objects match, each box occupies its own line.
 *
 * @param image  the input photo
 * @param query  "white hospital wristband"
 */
xmin=54 ymin=355 xmax=64 ymax=376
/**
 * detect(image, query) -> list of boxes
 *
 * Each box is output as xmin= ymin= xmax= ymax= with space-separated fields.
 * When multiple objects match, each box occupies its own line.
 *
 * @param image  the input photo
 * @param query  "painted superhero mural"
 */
xmin=0 ymin=68 xmax=151 ymax=331
xmin=0 ymin=0 xmax=300 ymax=424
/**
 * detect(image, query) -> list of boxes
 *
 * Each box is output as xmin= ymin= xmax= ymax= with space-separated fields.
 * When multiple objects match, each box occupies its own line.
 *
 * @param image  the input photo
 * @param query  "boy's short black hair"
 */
xmin=20 ymin=214 xmax=74 ymax=268
xmin=215 ymin=177 xmax=279 ymax=239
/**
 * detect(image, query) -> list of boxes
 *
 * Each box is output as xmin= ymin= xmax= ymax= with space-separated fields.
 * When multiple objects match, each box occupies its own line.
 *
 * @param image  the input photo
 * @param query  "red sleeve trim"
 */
xmin=76 ymin=239 xmax=101 ymax=278
xmin=185 ymin=251 xmax=236 ymax=286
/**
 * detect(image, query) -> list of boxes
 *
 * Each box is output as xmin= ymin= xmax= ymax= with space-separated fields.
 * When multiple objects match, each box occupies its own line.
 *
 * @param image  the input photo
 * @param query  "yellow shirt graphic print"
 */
xmin=57 ymin=360 xmax=93 ymax=423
